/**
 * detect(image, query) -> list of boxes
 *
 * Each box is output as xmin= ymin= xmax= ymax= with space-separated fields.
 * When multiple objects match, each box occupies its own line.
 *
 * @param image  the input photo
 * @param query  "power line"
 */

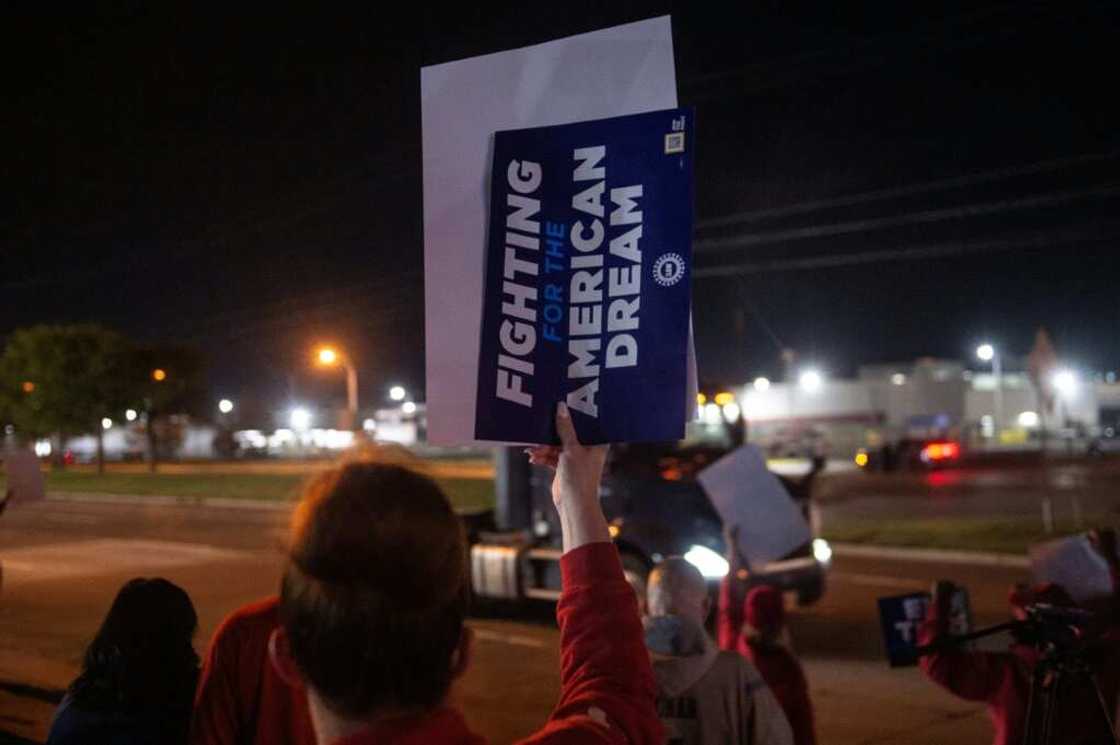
xmin=694 ymin=184 xmax=1120 ymax=253
xmin=695 ymin=149 xmax=1120 ymax=230
xmin=692 ymin=226 xmax=1118 ymax=278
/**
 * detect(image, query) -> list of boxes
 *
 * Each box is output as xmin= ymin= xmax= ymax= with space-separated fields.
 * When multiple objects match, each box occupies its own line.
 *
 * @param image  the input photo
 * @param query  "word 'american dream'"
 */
xmin=495 ymin=146 xmax=644 ymax=419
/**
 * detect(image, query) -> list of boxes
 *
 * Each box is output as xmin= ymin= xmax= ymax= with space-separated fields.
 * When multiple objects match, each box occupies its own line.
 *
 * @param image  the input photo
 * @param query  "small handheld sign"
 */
xmin=879 ymin=586 xmax=973 ymax=667
xmin=1 ymin=448 xmax=45 ymax=506
xmin=878 ymin=592 xmax=931 ymax=667
xmin=475 ymin=108 xmax=695 ymax=444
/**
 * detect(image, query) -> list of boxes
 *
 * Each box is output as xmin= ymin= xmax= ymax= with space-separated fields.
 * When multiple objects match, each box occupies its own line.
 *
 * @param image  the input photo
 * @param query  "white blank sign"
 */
xmin=421 ymin=16 xmax=694 ymax=444
xmin=697 ymin=444 xmax=811 ymax=567
xmin=1029 ymin=534 xmax=1113 ymax=604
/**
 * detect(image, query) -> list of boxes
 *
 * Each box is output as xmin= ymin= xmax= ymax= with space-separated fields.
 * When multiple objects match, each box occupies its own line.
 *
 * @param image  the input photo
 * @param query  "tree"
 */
xmin=130 ymin=345 xmax=206 ymax=472
xmin=0 ymin=325 xmax=133 ymax=472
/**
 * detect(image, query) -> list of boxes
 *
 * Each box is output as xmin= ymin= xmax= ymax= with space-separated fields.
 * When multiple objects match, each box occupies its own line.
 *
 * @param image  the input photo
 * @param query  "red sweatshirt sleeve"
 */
xmin=191 ymin=608 xmax=252 ymax=745
xmin=518 ymin=542 xmax=663 ymax=745
xmin=917 ymin=601 xmax=1012 ymax=703
xmin=718 ymin=576 xmax=746 ymax=651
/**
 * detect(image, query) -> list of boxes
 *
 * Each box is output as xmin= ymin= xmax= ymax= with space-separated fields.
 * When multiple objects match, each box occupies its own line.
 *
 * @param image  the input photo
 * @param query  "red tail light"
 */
xmin=922 ymin=442 xmax=960 ymax=461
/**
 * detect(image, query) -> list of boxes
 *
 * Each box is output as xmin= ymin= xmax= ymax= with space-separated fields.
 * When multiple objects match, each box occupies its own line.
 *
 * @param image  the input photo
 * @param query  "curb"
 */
xmin=46 ymin=492 xmax=294 ymax=511
xmin=832 ymin=542 xmax=1030 ymax=568
xmin=0 ymin=680 xmax=62 ymax=705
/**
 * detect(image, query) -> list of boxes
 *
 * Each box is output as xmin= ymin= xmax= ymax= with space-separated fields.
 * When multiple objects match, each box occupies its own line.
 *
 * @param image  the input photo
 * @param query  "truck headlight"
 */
xmin=684 ymin=545 xmax=730 ymax=578
xmin=813 ymin=538 xmax=833 ymax=565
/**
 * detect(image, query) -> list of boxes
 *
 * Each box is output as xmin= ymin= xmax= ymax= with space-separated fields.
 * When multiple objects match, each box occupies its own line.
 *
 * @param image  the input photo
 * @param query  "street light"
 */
xmin=290 ymin=407 xmax=312 ymax=431
xmin=152 ymin=368 xmax=167 ymax=382
xmin=101 ymin=418 xmax=113 ymax=430
xmin=314 ymin=345 xmax=359 ymax=430
xmin=125 ymin=409 xmax=138 ymax=422
xmin=1052 ymin=369 xmax=1078 ymax=398
xmin=402 ymin=401 xmax=417 ymax=415
xmin=753 ymin=376 xmax=770 ymax=392
xmin=389 ymin=385 xmax=406 ymax=402
xmin=976 ymin=343 xmax=1003 ymax=437
xmin=1051 ymin=369 xmax=1078 ymax=431
xmin=799 ymin=369 xmax=823 ymax=393
xmin=218 ymin=399 xmax=234 ymax=414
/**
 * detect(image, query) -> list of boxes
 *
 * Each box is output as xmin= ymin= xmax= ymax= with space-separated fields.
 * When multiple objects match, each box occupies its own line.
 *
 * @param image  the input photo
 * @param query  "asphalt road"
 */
xmin=817 ymin=458 xmax=1120 ymax=523
xmin=0 ymin=497 xmax=1032 ymax=744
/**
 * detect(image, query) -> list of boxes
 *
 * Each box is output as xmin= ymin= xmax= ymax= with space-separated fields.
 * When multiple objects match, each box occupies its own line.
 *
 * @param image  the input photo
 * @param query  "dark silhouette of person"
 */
xmin=47 ymin=577 xmax=200 ymax=745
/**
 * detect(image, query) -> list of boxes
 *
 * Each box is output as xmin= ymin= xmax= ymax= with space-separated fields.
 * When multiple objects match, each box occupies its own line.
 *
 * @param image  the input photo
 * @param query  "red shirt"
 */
xmin=191 ymin=597 xmax=316 ymax=745
xmin=718 ymin=578 xmax=817 ymax=745
xmin=337 ymin=542 xmax=662 ymax=745
xmin=917 ymin=601 xmax=1120 ymax=745
xmin=193 ymin=543 xmax=661 ymax=745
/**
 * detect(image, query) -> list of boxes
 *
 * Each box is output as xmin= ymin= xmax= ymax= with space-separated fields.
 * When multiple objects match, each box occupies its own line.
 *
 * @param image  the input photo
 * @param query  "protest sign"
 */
xmin=878 ymin=592 xmax=930 ymax=667
xmin=1030 ymin=533 xmax=1113 ymax=604
xmin=421 ymin=16 xmax=696 ymax=444
xmin=696 ymin=444 xmax=811 ymax=567
xmin=475 ymin=109 xmax=694 ymax=444
xmin=1 ymin=448 xmax=45 ymax=506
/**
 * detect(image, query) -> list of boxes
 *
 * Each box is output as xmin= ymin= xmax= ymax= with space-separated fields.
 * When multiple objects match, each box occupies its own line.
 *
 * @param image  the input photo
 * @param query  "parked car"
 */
xmin=856 ymin=438 xmax=961 ymax=471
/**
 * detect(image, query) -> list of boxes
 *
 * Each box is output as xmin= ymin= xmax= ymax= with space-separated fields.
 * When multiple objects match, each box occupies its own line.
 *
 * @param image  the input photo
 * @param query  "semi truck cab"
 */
xmin=468 ymin=400 xmax=830 ymax=606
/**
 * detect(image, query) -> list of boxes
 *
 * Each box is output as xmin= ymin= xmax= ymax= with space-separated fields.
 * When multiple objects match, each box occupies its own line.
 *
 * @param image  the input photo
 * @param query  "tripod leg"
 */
xmin=1023 ymin=669 xmax=1041 ymax=745
xmin=1089 ymin=675 xmax=1120 ymax=745
xmin=1040 ymin=672 xmax=1060 ymax=745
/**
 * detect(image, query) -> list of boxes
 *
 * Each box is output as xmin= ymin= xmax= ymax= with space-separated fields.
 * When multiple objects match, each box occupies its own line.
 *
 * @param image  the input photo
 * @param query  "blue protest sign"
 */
xmin=475 ymin=108 xmax=695 ymax=444
xmin=878 ymin=592 xmax=931 ymax=667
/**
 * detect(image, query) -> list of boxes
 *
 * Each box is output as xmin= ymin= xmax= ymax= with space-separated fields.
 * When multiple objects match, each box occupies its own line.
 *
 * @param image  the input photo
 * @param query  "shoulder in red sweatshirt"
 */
xmin=191 ymin=596 xmax=316 ymax=745
xmin=333 ymin=541 xmax=664 ymax=745
xmin=717 ymin=578 xmax=816 ymax=745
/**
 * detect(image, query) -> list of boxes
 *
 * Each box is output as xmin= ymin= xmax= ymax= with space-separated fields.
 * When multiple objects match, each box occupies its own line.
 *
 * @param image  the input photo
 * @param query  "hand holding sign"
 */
xmin=527 ymin=403 xmax=611 ymax=554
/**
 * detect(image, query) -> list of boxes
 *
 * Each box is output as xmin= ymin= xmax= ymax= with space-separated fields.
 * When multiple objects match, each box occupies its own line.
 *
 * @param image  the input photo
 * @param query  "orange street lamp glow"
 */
xmin=152 ymin=368 xmax=167 ymax=382
xmin=21 ymin=381 xmax=35 ymax=393
xmin=312 ymin=344 xmax=358 ymax=429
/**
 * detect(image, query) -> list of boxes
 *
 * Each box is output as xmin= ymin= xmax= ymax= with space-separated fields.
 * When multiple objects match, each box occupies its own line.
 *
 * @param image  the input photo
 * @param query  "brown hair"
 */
xmin=279 ymin=462 xmax=468 ymax=719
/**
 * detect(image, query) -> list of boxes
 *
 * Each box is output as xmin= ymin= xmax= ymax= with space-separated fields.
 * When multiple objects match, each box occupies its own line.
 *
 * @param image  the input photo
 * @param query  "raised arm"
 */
xmin=718 ymin=524 xmax=749 ymax=650
xmin=520 ymin=403 xmax=662 ymax=745
xmin=918 ymin=581 xmax=1011 ymax=703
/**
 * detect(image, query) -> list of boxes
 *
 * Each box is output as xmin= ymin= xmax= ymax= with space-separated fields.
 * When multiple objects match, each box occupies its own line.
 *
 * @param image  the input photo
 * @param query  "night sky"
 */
xmin=5 ymin=2 xmax=1118 ymax=418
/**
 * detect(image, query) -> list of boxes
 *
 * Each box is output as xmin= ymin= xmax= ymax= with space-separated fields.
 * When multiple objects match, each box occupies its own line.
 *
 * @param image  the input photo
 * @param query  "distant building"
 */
xmin=736 ymin=358 xmax=1117 ymax=457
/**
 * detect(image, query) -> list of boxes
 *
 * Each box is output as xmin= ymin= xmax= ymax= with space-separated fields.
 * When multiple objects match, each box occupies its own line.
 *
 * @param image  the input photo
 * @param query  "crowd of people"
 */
xmin=37 ymin=403 xmax=1120 ymax=744
xmin=41 ymin=404 xmax=817 ymax=745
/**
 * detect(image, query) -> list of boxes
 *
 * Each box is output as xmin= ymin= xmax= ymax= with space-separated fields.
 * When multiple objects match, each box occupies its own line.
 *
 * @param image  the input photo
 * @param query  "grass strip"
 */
xmin=41 ymin=471 xmax=495 ymax=512
xmin=821 ymin=515 xmax=1105 ymax=555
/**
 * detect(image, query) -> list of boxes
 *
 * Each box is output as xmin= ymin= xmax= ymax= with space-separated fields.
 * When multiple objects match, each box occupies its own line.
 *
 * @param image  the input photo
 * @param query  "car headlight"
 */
xmin=684 ymin=545 xmax=730 ymax=578
xmin=813 ymin=538 xmax=833 ymax=565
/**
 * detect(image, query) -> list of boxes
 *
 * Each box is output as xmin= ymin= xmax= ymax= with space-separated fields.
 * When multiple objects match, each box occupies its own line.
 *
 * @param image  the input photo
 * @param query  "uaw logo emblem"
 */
xmin=653 ymin=252 xmax=686 ymax=287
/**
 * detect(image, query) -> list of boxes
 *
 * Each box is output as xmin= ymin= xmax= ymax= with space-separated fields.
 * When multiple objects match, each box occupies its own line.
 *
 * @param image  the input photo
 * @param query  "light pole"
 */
xmin=976 ymin=343 xmax=1002 ymax=439
xmin=1051 ymin=369 xmax=1078 ymax=428
xmin=315 ymin=346 xmax=359 ymax=430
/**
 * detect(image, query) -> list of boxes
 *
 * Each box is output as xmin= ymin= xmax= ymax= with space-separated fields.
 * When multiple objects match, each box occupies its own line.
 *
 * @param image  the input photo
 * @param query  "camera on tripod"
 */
xmin=1013 ymin=603 xmax=1095 ymax=654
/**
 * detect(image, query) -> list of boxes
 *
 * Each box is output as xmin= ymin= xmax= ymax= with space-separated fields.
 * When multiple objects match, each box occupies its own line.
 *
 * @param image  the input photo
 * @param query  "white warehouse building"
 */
xmin=735 ymin=358 xmax=1117 ymax=457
